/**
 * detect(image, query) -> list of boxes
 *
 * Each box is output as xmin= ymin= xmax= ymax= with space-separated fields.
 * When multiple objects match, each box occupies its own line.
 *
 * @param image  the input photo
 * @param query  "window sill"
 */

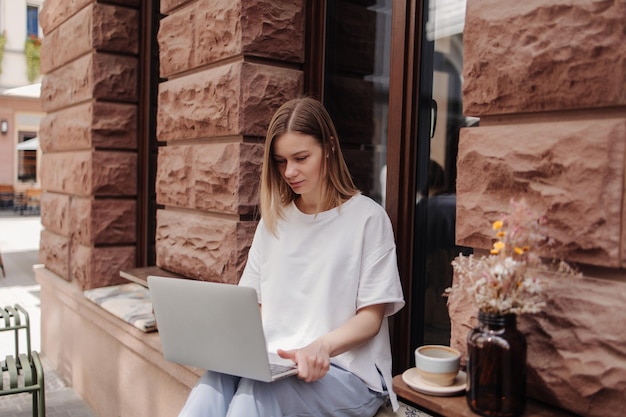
xmin=119 ymin=266 xmax=184 ymax=287
xmin=392 ymin=374 xmax=577 ymax=417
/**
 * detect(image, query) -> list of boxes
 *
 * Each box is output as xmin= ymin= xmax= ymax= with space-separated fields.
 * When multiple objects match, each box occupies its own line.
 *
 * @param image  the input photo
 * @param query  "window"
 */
xmin=304 ymin=0 xmax=476 ymax=372
xmin=27 ymin=5 xmax=39 ymax=38
xmin=322 ymin=0 xmax=392 ymax=206
xmin=17 ymin=132 xmax=37 ymax=182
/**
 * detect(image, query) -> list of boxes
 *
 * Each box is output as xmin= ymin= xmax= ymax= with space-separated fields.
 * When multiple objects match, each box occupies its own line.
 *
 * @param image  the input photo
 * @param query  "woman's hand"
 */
xmin=277 ymin=338 xmax=331 ymax=382
xmin=277 ymin=304 xmax=386 ymax=383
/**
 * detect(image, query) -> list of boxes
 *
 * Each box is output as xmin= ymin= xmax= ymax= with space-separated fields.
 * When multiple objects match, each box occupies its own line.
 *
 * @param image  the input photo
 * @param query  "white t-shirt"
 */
xmin=239 ymin=193 xmax=405 ymax=409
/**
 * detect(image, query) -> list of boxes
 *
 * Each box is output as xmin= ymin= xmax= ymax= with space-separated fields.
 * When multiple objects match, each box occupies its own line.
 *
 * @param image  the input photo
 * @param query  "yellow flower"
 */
xmin=514 ymin=247 xmax=524 ymax=255
xmin=493 ymin=220 xmax=504 ymax=231
xmin=497 ymin=231 xmax=506 ymax=238
xmin=491 ymin=241 xmax=505 ymax=255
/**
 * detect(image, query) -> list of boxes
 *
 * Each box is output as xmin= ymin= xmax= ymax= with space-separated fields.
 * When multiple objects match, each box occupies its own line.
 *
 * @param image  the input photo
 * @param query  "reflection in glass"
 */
xmin=324 ymin=0 xmax=391 ymax=206
xmin=17 ymin=150 xmax=37 ymax=182
xmin=421 ymin=0 xmax=475 ymax=345
xmin=17 ymin=133 xmax=38 ymax=183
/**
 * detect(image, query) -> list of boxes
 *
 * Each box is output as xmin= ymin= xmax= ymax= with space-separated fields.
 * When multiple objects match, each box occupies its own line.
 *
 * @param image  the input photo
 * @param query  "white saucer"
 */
xmin=402 ymin=368 xmax=466 ymax=397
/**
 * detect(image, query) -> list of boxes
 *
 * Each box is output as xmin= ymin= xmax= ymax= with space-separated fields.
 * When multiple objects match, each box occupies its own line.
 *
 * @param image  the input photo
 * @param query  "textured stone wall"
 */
xmin=38 ymin=1 xmax=139 ymax=289
xmin=37 ymin=0 xmax=304 ymax=288
xmin=155 ymin=0 xmax=304 ymax=280
xmin=451 ymin=1 xmax=626 ymax=416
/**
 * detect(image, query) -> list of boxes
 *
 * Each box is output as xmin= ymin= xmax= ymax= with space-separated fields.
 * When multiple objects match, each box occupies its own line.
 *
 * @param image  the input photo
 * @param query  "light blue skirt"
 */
xmin=178 ymin=364 xmax=387 ymax=417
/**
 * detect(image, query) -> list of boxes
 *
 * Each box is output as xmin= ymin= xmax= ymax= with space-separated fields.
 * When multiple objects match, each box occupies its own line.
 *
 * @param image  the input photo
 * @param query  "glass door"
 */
xmin=310 ymin=0 xmax=473 ymax=371
xmin=413 ymin=0 xmax=472 ymax=351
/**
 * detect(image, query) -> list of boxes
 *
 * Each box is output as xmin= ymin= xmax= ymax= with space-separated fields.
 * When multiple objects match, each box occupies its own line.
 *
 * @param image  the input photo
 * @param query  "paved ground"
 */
xmin=0 ymin=210 xmax=97 ymax=417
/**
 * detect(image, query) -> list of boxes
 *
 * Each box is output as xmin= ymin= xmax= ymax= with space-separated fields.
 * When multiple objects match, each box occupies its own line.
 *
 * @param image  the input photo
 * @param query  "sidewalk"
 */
xmin=0 ymin=211 xmax=97 ymax=417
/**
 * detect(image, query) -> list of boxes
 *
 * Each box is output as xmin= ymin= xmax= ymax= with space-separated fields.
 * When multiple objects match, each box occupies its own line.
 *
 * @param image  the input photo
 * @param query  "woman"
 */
xmin=179 ymin=97 xmax=404 ymax=417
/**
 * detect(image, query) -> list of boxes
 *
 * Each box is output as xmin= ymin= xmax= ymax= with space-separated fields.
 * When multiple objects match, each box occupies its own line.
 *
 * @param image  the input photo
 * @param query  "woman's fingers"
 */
xmin=296 ymin=350 xmax=330 ymax=382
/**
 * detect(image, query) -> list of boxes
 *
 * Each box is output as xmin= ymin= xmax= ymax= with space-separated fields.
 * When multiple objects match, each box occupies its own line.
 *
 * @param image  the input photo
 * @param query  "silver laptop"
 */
xmin=147 ymin=275 xmax=298 ymax=382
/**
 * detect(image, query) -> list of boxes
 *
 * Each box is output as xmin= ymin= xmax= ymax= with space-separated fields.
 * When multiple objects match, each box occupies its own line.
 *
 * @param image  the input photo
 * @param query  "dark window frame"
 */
xmin=137 ymin=0 xmax=161 ymax=266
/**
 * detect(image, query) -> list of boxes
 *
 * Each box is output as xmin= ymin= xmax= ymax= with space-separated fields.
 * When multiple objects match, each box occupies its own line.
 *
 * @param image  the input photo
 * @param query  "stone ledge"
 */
xmin=38 ymin=265 xmax=422 ymax=417
xmin=36 ymin=265 xmax=200 ymax=417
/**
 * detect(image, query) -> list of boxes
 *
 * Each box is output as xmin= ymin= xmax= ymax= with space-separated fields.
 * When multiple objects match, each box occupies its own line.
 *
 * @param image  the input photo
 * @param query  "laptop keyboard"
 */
xmin=270 ymin=362 xmax=297 ymax=376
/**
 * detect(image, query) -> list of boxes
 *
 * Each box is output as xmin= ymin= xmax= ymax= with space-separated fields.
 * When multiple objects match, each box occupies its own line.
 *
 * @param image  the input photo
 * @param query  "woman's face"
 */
xmin=272 ymin=132 xmax=324 ymax=208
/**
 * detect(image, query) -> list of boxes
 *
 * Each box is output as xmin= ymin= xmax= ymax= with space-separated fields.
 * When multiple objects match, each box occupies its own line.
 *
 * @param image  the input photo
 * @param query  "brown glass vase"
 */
xmin=466 ymin=311 xmax=527 ymax=417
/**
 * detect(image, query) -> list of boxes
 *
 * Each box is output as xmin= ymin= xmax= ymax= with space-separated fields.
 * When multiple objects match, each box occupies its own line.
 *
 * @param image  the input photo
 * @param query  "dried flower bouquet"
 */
xmin=448 ymin=198 xmax=579 ymax=315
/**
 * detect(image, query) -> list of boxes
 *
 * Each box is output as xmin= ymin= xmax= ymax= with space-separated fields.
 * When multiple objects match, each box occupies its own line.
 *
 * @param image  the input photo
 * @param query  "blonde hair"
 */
xmin=260 ymin=97 xmax=358 ymax=234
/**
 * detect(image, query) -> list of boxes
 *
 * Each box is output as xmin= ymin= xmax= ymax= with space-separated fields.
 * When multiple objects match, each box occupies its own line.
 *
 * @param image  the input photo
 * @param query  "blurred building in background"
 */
xmin=0 ymin=0 xmax=44 ymax=209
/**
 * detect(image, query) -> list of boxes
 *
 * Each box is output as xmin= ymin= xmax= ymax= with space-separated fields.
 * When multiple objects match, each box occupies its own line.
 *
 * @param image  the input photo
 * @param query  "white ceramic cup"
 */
xmin=414 ymin=345 xmax=461 ymax=387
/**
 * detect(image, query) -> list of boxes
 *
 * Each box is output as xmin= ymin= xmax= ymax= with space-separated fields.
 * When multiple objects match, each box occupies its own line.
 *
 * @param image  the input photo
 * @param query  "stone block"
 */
xmin=40 ymin=0 xmax=91 ymax=35
xmin=40 ymin=192 xmax=70 ymax=236
xmin=240 ymin=63 xmax=304 ymax=137
xmin=159 ymin=0 xmax=304 ymax=77
xmin=155 ymin=209 xmax=256 ymax=283
xmin=92 ymin=53 xmax=138 ymax=102
xmin=448 ymin=271 xmax=626 ymax=417
xmin=39 ymin=103 xmax=91 ymax=151
xmin=71 ymin=244 xmax=135 ymax=290
xmin=39 ymin=230 xmax=70 ymax=280
xmin=236 ymin=142 xmax=264 ymax=213
xmin=92 ymin=4 xmax=139 ymax=54
xmin=155 ymin=145 xmax=193 ymax=208
xmin=41 ymin=151 xmax=92 ymax=196
xmin=41 ymin=54 xmax=92 ymax=110
xmin=234 ymin=219 xmax=258 ymax=277
xmin=42 ymin=53 xmax=137 ymax=113
xmin=71 ymin=198 xmax=136 ymax=245
xmin=456 ymin=118 xmax=625 ymax=267
xmin=90 ymin=103 xmax=138 ymax=149
xmin=157 ymin=61 xmax=302 ymax=141
xmin=41 ymin=151 xmax=137 ymax=197
xmin=157 ymin=63 xmax=240 ymax=140
xmin=156 ymin=142 xmax=262 ymax=214
xmin=39 ymin=102 xmax=137 ymax=152
xmin=92 ymin=151 xmax=137 ymax=196
xmin=239 ymin=0 xmax=304 ymax=62
xmin=463 ymin=0 xmax=626 ymax=116
xmin=41 ymin=3 xmax=137 ymax=74
xmin=158 ymin=7 xmax=196 ymax=76
xmin=41 ymin=5 xmax=92 ymax=74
